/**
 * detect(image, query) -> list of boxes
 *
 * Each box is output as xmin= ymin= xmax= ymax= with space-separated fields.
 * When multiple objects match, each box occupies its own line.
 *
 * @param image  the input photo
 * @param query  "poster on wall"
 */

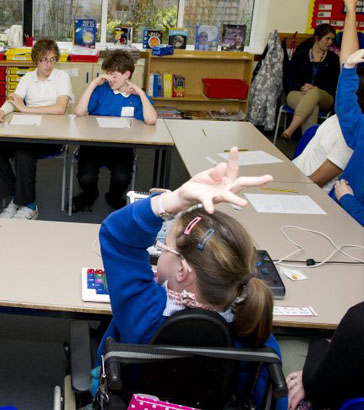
xmin=306 ymin=0 xmax=364 ymax=33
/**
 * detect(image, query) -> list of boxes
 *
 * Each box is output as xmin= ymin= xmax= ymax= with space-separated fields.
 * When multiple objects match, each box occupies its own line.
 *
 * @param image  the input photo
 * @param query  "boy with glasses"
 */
xmin=0 ymin=37 xmax=73 ymax=219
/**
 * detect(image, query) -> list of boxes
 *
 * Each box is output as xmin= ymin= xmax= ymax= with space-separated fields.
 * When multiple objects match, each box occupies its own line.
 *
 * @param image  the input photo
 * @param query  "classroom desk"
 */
xmin=0 ymin=218 xmax=111 ymax=318
xmin=165 ymin=119 xmax=312 ymax=184
xmin=0 ymin=113 xmax=174 ymax=187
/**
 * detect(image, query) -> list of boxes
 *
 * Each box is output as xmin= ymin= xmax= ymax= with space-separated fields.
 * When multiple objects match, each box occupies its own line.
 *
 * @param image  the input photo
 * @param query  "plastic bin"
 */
xmin=0 ymin=66 xmax=6 ymax=81
xmin=202 ymin=78 xmax=248 ymax=99
xmin=0 ymin=82 xmax=5 ymax=96
xmin=69 ymin=54 xmax=99 ymax=62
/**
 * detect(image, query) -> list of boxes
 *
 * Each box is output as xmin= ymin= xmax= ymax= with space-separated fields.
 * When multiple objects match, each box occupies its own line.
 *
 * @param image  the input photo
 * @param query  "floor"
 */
xmin=0 ymin=130 xmax=304 ymax=409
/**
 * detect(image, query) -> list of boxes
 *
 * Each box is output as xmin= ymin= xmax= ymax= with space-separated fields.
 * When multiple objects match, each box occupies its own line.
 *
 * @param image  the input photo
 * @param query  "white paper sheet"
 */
xmin=96 ymin=117 xmax=131 ymax=129
xmin=218 ymin=150 xmax=283 ymax=165
xmin=273 ymin=306 xmax=318 ymax=316
xmin=244 ymin=193 xmax=326 ymax=214
xmin=10 ymin=115 xmax=42 ymax=126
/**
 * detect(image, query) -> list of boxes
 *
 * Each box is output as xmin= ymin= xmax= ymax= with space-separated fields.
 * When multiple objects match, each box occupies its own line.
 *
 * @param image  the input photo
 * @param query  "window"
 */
xmin=21 ymin=0 xmax=264 ymax=51
xmin=33 ymin=0 xmax=102 ymax=42
xmin=0 ymin=0 xmax=23 ymax=33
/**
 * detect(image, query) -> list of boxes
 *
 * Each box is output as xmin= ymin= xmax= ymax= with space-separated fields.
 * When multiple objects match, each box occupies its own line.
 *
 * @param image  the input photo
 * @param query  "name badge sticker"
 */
xmin=121 ymin=106 xmax=134 ymax=117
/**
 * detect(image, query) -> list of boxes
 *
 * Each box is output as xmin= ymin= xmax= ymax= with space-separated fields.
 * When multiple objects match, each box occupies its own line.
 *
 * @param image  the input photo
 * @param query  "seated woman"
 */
xmin=0 ymin=38 xmax=73 ymax=219
xmin=95 ymin=147 xmax=287 ymax=408
xmin=281 ymin=24 xmax=340 ymax=140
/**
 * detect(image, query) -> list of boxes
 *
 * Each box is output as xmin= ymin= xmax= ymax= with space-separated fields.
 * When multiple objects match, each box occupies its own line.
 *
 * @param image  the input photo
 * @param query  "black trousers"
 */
xmin=303 ymin=301 xmax=364 ymax=408
xmin=0 ymin=141 xmax=62 ymax=206
xmin=76 ymin=146 xmax=134 ymax=204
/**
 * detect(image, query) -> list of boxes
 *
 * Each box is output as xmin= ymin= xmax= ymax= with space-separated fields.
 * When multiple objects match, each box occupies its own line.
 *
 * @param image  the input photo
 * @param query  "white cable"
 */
xmin=93 ymin=237 xmax=101 ymax=257
xmin=275 ymin=225 xmax=364 ymax=269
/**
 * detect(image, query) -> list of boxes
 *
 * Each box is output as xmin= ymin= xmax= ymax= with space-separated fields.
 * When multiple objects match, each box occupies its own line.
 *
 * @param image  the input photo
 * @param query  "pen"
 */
xmin=260 ymin=187 xmax=298 ymax=193
xmin=202 ymin=128 xmax=206 ymax=136
xmin=224 ymin=148 xmax=248 ymax=152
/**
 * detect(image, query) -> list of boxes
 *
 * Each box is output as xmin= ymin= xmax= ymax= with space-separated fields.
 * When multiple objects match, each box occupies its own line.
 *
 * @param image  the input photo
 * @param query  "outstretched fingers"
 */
xmin=232 ymin=174 xmax=273 ymax=193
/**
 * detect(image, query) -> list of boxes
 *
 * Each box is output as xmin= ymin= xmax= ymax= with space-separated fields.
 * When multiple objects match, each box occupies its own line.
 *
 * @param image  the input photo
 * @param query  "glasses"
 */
xmin=39 ymin=57 xmax=57 ymax=64
xmin=154 ymin=240 xmax=192 ymax=272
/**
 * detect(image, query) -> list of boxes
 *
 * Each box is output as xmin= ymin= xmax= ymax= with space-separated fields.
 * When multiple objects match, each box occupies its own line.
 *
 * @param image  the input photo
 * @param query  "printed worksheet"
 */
xmin=273 ymin=306 xmax=318 ymax=316
xmin=9 ymin=115 xmax=42 ymax=126
xmin=96 ymin=117 xmax=131 ymax=129
xmin=218 ymin=150 xmax=283 ymax=165
xmin=244 ymin=193 xmax=326 ymax=214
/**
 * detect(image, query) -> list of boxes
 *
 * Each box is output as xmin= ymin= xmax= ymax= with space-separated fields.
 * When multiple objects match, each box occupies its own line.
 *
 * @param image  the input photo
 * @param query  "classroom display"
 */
xmin=221 ymin=24 xmax=246 ymax=51
xmin=113 ymin=26 xmax=133 ymax=45
xmin=195 ymin=24 xmax=219 ymax=51
xmin=143 ymin=29 xmax=163 ymax=49
xmin=168 ymin=28 xmax=188 ymax=49
xmin=307 ymin=0 xmax=364 ymax=32
xmin=73 ymin=18 xmax=97 ymax=48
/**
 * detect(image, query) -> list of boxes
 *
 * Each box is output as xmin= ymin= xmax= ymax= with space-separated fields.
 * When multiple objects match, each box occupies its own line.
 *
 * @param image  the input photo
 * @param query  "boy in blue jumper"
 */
xmin=96 ymin=148 xmax=287 ymax=408
xmin=73 ymin=50 xmax=157 ymax=212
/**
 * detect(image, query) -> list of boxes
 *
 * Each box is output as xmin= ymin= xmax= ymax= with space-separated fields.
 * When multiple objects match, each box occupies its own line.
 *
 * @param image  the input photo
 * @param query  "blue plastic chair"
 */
xmin=273 ymin=104 xmax=331 ymax=145
xmin=293 ymin=124 xmax=319 ymax=159
xmin=339 ymin=398 xmax=364 ymax=410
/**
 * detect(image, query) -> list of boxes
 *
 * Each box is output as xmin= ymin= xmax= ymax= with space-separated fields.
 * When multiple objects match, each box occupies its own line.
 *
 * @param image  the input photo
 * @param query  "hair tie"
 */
xmin=184 ymin=216 xmax=202 ymax=235
xmin=197 ymin=228 xmax=215 ymax=251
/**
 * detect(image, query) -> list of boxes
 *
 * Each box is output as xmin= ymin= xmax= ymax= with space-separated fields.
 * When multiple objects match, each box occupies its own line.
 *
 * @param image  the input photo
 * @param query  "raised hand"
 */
xmin=125 ymin=80 xmax=143 ymax=97
xmin=346 ymin=49 xmax=364 ymax=68
xmin=92 ymin=73 xmax=113 ymax=87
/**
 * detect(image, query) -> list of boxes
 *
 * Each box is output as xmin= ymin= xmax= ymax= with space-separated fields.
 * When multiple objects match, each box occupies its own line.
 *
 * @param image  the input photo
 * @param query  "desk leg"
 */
xmin=153 ymin=150 xmax=160 ymax=187
xmin=160 ymin=148 xmax=171 ymax=189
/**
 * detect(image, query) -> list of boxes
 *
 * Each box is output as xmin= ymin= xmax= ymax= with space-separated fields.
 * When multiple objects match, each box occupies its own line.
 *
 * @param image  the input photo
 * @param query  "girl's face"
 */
xmin=156 ymin=226 xmax=182 ymax=287
xmin=199 ymin=32 xmax=208 ymax=45
xmin=316 ymin=32 xmax=335 ymax=51
xmin=37 ymin=51 xmax=57 ymax=79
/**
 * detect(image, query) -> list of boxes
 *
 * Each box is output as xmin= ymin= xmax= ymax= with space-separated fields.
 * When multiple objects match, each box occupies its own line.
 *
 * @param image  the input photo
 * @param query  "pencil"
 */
xmin=223 ymin=148 xmax=248 ymax=152
xmin=260 ymin=187 xmax=298 ymax=193
xmin=202 ymin=128 xmax=206 ymax=136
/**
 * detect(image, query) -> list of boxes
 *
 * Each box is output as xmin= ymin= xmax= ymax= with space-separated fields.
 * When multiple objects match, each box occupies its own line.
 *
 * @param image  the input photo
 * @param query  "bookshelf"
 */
xmin=145 ymin=49 xmax=254 ymax=113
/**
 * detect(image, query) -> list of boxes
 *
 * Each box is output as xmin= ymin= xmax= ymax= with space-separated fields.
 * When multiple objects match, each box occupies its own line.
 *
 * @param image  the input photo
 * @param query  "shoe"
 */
xmin=105 ymin=192 xmax=126 ymax=210
xmin=71 ymin=193 xmax=97 ymax=213
xmin=0 ymin=200 xmax=19 ymax=218
xmin=13 ymin=205 xmax=39 ymax=220
xmin=280 ymin=132 xmax=291 ymax=141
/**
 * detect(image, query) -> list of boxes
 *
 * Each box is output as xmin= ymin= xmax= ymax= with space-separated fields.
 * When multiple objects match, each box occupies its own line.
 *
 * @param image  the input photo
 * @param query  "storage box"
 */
xmin=0 ymin=67 xmax=6 ymax=81
xmin=152 ymin=45 xmax=174 ymax=56
xmin=5 ymin=47 xmax=32 ymax=61
xmin=202 ymin=78 xmax=248 ymax=99
xmin=69 ymin=54 xmax=99 ymax=62
xmin=128 ymin=394 xmax=199 ymax=410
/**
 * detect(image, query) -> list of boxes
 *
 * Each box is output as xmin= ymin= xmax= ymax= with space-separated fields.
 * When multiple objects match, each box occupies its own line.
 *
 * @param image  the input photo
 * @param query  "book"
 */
xmin=142 ymin=29 xmax=163 ymax=49
xmin=113 ymin=26 xmax=133 ymax=46
xmin=156 ymin=106 xmax=182 ymax=119
xmin=221 ymin=24 xmax=246 ymax=52
xmin=153 ymin=73 xmax=163 ymax=97
xmin=168 ymin=28 xmax=188 ymax=49
xmin=195 ymin=24 xmax=220 ymax=51
xmin=74 ymin=19 xmax=96 ymax=48
xmin=182 ymin=110 xmax=211 ymax=120
xmin=172 ymin=74 xmax=185 ymax=97
xmin=163 ymin=73 xmax=173 ymax=98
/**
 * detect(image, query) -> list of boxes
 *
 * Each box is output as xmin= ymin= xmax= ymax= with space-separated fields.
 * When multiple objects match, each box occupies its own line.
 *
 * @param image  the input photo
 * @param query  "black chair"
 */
xmin=59 ymin=309 xmax=287 ymax=409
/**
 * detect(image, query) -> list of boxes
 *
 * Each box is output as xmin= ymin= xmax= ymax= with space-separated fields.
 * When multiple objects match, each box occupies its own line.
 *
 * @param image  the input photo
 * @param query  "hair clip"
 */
xmin=197 ymin=228 xmax=215 ymax=251
xmin=184 ymin=216 xmax=202 ymax=235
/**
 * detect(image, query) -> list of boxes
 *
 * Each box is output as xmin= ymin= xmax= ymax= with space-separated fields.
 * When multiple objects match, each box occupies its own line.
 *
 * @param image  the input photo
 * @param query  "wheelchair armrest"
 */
xmin=267 ymin=362 xmax=288 ymax=398
xmin=70 ymin=320 xmax=92 ymax=393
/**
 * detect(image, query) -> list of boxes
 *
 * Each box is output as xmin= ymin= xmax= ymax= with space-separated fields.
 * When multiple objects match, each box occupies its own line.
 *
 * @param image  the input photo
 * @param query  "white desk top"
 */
xmin=0 ymin=114 xmax=174 ymax=146
xmin=165 ymin=119 xmax=311 ymax=184
xmin=0 ymin=218 xmax=110 ymax=315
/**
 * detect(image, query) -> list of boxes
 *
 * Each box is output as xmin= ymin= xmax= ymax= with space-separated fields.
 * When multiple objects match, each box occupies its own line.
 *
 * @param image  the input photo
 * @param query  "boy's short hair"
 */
xmin=31 ymin=38 xmax=60 ymax=64
xmin=102 ymin=50 xmax=135 ymax=77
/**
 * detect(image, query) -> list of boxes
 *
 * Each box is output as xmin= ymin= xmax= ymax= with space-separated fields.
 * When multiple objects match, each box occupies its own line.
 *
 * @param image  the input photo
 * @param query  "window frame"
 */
xmin=26 ymin=0 xmax=269 ymax=54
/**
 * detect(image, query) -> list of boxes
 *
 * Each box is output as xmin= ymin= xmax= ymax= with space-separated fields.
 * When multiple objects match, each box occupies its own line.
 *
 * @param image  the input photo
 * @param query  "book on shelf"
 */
xmin=181 ymin=110 xmax=211 ymax=120
xmin=142 ymin=29 xmax=163 ymax=49
xmin=156 ymin=106 xmax=182 ymax=119
xmin=209 ymin=109 xmax=246 ymax=121
xmin=113 ymin=26 xmax=133 ymax=46
xmin=163 ymin=73 xmax=173 ymax=98
xmin=195 ymin=24 xmax=219 ymax=51
xmin=221 ymin=24 xmax=246 ymax=52
xmin=172 ymin=74 xmax=185 ymax=97
xmin=152 ymin=73 xmax=163 ymax=97
xmin=168 ymin=28 xmax=188 ymax=49
xmin=73 ymin=19 xmax=97 ymax=48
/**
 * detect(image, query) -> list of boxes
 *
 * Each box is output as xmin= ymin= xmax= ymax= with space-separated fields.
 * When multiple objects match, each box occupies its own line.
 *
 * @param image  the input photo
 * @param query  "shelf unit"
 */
xmin=145 ymin=49 xmax=254 ymax=112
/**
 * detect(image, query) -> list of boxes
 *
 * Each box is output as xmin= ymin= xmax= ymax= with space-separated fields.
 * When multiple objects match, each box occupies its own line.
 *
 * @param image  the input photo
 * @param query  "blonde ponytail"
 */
xmin=233 ymin=277 xmax=273 ymax=347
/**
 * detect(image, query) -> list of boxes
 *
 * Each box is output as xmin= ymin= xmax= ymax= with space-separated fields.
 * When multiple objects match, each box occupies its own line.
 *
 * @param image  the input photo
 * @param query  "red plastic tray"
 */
xmin=0 ymin=53 xmax=5 ymax=61
xmin=202 ymin=78 xmax=248 ymax=99
xmin=69 ymin=54 xmax=99 ymax=62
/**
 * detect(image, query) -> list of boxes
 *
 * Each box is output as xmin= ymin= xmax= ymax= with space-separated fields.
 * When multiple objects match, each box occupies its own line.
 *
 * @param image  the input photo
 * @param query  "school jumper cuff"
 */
xmin=339 ymin=193 xmax=364 ymax=227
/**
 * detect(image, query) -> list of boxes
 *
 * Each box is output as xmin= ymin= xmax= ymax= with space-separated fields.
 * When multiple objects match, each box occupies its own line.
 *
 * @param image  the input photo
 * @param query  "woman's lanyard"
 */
xmin=310 ymin=48 xmax=326 ymax=84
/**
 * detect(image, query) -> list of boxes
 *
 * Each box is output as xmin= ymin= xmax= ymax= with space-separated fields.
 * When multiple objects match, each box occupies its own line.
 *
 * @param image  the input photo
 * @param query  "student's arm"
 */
xmin=8 ymin=93 xmax=70 ymax=114
xmin=309 ymin=160 xmax=343 ymax=187
xmin=340 ymin=0 xmax=359 ymax=66
xmin=126 ymin=81 xmax=157 ymax=125
xmin=74 ymin=73 xmax=113 ymax=116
